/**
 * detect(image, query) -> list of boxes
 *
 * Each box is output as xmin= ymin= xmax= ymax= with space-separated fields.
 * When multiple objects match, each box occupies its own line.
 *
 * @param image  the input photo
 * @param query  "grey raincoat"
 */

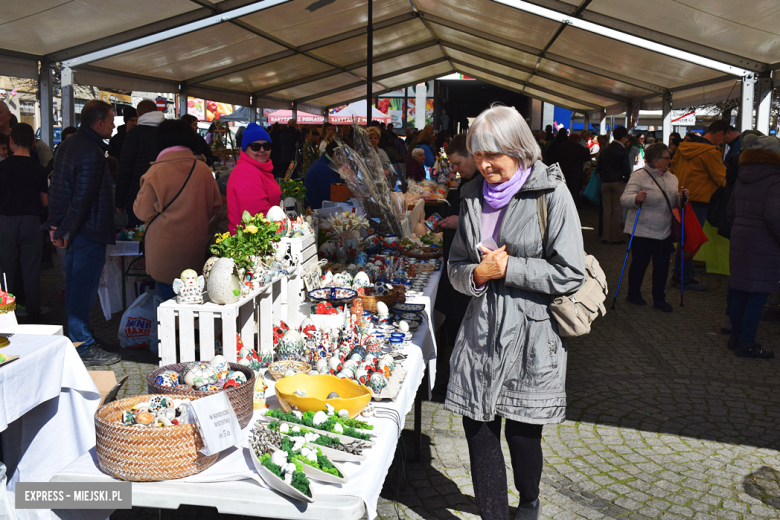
xmin=445 ymin=161 xmax=586 ymax=425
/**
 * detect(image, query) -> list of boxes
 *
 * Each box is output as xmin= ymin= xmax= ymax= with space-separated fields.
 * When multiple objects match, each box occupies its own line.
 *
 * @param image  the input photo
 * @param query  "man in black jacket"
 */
xmin=107 ymin=106 xmax=137 ymax=159
xmin=598 ymin=126 xmax=631 ymax=244
xmin=116 ymin=100 xmax=164 ymax=226
xmin=45 ymin=100 xmax=120 ymax=366
xmin=277 ymin=119 xmax=300 ymax=178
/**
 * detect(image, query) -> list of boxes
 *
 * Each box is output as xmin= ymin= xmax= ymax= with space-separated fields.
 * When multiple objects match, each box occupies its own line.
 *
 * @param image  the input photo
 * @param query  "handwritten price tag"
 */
xmin=189 ymin=392 xmax=242 ymax=456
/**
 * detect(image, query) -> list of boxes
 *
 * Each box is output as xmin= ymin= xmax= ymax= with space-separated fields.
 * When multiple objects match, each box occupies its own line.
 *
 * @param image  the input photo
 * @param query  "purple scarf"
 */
xmin=482 ymin=165 xmax=532 ymax=209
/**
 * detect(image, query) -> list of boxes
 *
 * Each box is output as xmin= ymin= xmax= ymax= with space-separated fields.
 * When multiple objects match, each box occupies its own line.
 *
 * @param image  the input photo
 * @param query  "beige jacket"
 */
xmin=621 ymin=166 xmax=681 ymax=240
xmin=133 ymin=150 xmax=222 ymax=284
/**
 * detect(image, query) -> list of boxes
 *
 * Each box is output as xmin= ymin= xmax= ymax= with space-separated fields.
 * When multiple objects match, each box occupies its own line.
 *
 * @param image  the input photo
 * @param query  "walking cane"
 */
xmin=680 ymin=202 xmax=685 ymax=307
xmin=611 ymin=201 xmax=643 ymax=310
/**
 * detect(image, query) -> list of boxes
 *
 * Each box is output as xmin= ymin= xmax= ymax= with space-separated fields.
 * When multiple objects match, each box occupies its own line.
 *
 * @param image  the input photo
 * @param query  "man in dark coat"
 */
xmin=277 ymin=119 xmax=300 ymax=178
xmin=44 ymin=100 xmax=120 ymax=367
xmin=726 ymin=134 xmax=780 ymax=359
xmin=107 ymin=106 xmax=137 ymax=159
xmin=556 ymin=133 xmax=591 ymax=206
xmin=116 ymin=99 xmax=164 ymax=226
xmin=598 ymin=126 xmax=631 ymax=244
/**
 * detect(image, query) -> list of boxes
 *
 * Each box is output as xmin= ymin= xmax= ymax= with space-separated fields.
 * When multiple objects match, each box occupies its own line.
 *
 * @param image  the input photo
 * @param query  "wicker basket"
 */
xmin=268 ymin=360 xmax=311 ymax=381
xmin=95 ymin=393 xmax=218 ymax=482
xmin=147 ymin=363 xmax=255 ymax=428
xmin=402 ymin=247 xmax=443 ymax=260
xmin=357 ymin=288 xmax=403 ymax=313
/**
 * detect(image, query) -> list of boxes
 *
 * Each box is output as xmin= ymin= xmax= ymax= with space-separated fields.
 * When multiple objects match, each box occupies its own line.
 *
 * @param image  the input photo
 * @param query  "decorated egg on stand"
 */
xmin=276 ymin=330 xmax=305 ymax=361
xmin=266 ymin=205 xmax=290 ymax=237
xmin=355 ymin=367 xmax=369 ymax=385
xmin=368 ymin=372 xmax=388 ymax=396
xmin=352 ymin=271 xmax=372 ymax=292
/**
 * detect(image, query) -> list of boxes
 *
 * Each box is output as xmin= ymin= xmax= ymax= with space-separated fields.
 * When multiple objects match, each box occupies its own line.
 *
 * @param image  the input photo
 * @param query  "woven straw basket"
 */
xmin=147 ymin=363 xmax=255 ymax=428
xmin=357 ymin=288 xmax=404 ymax=313
xmin=95 ymin=393 xmax=218 ymax=482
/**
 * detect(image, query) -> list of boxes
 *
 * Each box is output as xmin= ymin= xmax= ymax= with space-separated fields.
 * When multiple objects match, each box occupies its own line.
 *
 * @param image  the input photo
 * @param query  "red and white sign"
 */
xmin=671 ymin=110 xmax=696 ymax=126
xmin=156 ymin=98 xmax=167 ymax=111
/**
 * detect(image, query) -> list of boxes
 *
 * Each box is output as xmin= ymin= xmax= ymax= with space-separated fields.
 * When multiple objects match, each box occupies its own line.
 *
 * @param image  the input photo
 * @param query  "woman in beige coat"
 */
xmin=620 ymin=143 xmax=689 ymax=312
xmin=134 ymin=119 xmax=222 ymax=300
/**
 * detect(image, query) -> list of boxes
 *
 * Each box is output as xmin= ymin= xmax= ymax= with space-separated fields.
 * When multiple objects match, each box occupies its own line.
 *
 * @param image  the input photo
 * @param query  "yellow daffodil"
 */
xmin=245 ymin=225 xmax=258 ymax=234
xmin=216 ymin=236 xmax=223 ymax=244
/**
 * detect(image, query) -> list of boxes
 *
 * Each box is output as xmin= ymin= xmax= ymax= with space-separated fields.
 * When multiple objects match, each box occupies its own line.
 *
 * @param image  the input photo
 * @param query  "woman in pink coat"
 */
xmin=227 ymin=123 xmax=282 ymax=233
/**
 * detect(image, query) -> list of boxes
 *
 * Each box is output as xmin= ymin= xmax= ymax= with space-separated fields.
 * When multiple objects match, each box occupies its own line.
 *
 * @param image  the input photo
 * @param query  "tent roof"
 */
xmin=1 ymin=0 xmax=774 ymax=117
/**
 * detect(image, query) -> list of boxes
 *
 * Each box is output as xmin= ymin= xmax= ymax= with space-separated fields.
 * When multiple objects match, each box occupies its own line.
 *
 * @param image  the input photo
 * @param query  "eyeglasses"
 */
xmin=659 ymin=155 xmax=671 ymax=161
xmin=248 ymin=142 xmax=272 ymax=152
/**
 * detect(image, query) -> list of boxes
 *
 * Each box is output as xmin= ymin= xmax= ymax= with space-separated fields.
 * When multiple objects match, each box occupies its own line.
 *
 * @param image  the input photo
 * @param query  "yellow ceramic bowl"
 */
xmin=274 ymin=374 xmax=371 ymax=418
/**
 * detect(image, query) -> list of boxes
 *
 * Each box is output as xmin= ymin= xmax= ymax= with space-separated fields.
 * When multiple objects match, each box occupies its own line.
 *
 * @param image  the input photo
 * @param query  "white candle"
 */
xmin=2 ymin=273 xmax=6 ymax=293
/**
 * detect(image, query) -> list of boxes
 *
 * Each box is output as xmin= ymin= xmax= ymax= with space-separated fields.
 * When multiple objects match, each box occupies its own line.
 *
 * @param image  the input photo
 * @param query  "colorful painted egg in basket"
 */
xmin=183 ymin=363 xmax=218 ymax=388
xmin=210 ymin=355 xmax=229 ymax=374
xmin=277 ymin=330 xmax=305 ymax=361
xmin=227 ymin=370 xmax=247 ymax=385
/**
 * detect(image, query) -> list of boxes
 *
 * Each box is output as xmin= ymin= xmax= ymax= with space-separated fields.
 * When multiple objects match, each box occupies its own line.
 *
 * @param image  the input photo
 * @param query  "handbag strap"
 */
xmin=144 ymin=159 xmax=198 ymax=234
xmin=643 ymin=167 xmax=676 ymax=215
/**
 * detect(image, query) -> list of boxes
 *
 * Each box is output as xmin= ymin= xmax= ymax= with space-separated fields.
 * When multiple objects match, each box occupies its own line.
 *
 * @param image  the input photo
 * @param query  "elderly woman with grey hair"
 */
xmin=447 ymin=105 xmax=585 ymax=520
xmin=405 ymin=146 xmax=426 ymax=181
xmin=620 ymin=142 xmax=689 ymax=312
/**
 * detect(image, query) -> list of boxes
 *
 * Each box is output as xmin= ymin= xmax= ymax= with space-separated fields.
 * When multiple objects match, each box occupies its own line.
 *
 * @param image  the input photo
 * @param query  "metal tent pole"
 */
xmin=366 ymin=0 xmax=373 ymax=123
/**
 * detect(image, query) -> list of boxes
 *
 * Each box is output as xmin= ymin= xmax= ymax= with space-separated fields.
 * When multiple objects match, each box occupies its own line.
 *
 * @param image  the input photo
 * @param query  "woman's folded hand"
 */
xmin=473 ymin=245 xmax=509 ymax=285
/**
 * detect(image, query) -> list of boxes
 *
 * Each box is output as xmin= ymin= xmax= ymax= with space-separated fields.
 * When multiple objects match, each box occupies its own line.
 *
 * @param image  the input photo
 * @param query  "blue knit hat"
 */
xmin=241 ymin=122 xmax=272 ymax=150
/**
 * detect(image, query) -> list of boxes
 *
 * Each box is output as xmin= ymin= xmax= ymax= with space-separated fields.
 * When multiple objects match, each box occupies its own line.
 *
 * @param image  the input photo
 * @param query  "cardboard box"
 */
xmin=330 ymin=183 xmax=353 ymax=202
xmin=88 ymin=371 xmax=128 ymax=406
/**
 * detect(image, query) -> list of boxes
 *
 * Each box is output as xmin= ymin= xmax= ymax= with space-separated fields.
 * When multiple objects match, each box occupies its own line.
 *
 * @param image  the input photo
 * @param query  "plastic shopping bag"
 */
xmin=583 ymin=172 xmax=601 ymax=206
xmin=673 ymin=201 xmax=709 ymax=258
xmin=118 ymin=292 xmax=163 ymax=353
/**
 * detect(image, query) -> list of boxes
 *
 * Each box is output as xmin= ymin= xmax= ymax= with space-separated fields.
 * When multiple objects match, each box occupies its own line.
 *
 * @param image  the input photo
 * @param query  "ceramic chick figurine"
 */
xmin=172 ymin=269 xmax=205 ymax=304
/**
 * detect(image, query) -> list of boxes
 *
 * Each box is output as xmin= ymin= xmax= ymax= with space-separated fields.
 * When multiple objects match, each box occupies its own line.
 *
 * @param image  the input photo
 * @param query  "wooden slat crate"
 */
xmin=156 ymin=275 xmax=284 ymax=366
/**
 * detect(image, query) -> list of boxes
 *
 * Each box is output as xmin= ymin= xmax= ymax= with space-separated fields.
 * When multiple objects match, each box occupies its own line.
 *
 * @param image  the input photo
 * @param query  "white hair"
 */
xmin=412 ymin=148 xmax=425 ymax=158
xmin=466 ymin=105 xmax=541 ymax=168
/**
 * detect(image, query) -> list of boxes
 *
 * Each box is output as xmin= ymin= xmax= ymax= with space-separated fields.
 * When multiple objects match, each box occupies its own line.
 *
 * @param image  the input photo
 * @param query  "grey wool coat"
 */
xmin=446 ymin=161 xmax=586 ymax=425
xmin=727 ymin=148 xmax=780 ymax=294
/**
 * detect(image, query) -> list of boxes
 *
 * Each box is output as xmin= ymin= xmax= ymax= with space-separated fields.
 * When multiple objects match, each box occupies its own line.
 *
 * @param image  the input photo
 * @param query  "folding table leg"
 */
xmin=412 ymin=367 xmax=427 ymax=462
xmin=158 ymin=509 xmax=172 ymax=520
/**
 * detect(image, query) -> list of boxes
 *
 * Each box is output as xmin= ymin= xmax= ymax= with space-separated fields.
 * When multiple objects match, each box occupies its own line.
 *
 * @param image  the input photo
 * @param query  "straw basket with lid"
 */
xmin=147 ymin=362 xmax=255 ymax=428
xmin=95 ymin=393 xmax=218 ymax=481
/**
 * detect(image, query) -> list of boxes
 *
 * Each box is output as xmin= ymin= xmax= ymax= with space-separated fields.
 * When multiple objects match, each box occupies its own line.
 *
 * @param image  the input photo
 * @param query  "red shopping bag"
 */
xmin=673 ymin=202 xmax=708 ymax=257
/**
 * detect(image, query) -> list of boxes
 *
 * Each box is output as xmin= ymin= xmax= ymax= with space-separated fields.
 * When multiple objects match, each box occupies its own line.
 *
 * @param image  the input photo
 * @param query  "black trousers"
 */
xmin=463 ymin=416 xmax=543 ymax=519
xmin=628 ymin=235 xmax=673 ymax=303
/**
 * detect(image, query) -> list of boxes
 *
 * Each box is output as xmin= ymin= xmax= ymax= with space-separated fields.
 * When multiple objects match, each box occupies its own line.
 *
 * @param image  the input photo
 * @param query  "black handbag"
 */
xmin=707 ymin=181 xmax=733 ymax=238
xmin=139 ymin=160 xmax=197 ymax=255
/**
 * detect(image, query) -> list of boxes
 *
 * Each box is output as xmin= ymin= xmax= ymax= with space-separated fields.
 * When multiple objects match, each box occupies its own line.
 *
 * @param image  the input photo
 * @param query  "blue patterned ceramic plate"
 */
xmin=391 ymin=302 xmax=425 ymax=313
xmin=308 ymin=287 xmax=357 ymax=304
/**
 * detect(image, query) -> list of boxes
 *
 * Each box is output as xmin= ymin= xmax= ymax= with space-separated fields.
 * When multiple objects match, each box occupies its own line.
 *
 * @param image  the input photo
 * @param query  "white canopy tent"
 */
xmin=2 ymin=0 xmax=778 ymax=147
xmin=330 ymin=100 xmax=391 ymax=125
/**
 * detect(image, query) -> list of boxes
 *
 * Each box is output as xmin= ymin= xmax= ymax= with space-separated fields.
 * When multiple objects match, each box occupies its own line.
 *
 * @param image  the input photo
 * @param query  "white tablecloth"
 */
xmin=404 ymin=267 xmax=441 ymax=393
xmin=0 ymin=334 xmax=101 ymax=520
xmin=52 ymin=326 xmax=428 ymax=520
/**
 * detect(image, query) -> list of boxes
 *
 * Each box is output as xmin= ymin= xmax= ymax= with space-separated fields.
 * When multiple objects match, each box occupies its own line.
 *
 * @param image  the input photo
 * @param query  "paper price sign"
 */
xmin=189 ymin=392 xmax=242 ymax=456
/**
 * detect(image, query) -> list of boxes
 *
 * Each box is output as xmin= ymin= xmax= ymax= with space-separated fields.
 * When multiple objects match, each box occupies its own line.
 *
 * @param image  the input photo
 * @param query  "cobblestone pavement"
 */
xmin=36 ymin=205 xmax=780 ymax=519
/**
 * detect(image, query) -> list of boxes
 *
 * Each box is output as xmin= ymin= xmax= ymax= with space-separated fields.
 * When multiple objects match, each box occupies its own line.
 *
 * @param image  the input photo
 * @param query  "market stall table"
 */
xmin=51 ymin=323 xmax=428 ymax=520
xmin=99 ymin=240 xmax=152 ymax=319
xmin=0 ymin=334 xmax=102 ymax=520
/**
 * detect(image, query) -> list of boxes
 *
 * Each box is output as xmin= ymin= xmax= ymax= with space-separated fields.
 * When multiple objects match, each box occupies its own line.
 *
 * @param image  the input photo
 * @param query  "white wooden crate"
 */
xmin=157 ymin=275 xmax=284 ymax=366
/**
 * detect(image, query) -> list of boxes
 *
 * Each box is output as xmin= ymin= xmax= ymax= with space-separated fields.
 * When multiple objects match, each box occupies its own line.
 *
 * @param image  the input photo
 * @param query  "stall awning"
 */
xmin=1 ymin=0 xmax=776 ymax=113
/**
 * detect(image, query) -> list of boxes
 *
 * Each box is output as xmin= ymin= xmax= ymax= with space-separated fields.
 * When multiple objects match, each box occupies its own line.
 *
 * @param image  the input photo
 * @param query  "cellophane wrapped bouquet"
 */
xmin=330 ymin=121 xmax=404 ymax=236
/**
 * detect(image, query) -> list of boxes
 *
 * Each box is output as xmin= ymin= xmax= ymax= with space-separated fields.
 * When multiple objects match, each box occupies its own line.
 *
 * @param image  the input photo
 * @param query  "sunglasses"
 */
xmin=247 ymin=142 xmax=272 ymax=152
